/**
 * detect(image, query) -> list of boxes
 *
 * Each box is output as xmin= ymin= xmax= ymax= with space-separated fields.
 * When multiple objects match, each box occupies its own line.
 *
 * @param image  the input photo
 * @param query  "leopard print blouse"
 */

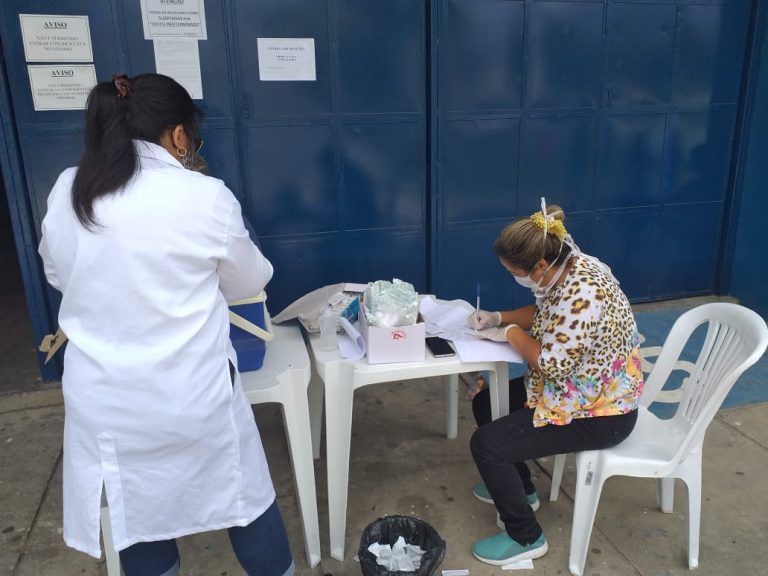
xmin=525 ymin=255 xmax=643 ymax=427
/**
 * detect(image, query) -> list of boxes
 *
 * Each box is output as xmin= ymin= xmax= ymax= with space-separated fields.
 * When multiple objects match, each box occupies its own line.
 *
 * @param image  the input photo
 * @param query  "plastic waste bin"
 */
xmin=358 ymin=515 xmax=446 ymax=576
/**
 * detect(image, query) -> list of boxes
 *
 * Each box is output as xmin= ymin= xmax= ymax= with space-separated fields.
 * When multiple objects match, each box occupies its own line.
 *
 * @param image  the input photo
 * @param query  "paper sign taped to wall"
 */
xmin=19 ymin=14 xmax=93 ymax=62
xmin=27 ymin=64 xmax=97 ymax=111
xmin=140 ymin=0 xmax=207 ymax=39
xmin=153 ymin=38 xmax=203 ymax=99
xmin=257 ymin=38 xmax=316 ymax=81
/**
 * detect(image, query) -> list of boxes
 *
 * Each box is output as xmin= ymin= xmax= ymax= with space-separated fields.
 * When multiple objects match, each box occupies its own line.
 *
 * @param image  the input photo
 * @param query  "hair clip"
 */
xmin=112 ymin=74 xmax=131 ymax=99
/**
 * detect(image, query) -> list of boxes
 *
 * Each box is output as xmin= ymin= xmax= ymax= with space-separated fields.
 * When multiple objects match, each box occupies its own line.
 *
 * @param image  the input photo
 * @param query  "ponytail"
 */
xmin=72 ymin=81 xmax=135 ymax=226
xmin=71 ymin=74 xmax=201 ymax=228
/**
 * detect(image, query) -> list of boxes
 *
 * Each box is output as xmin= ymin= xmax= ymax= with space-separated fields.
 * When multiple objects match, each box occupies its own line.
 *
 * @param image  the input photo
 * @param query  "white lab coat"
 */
xmin=38 ymin=141 xmax=276 ymax=558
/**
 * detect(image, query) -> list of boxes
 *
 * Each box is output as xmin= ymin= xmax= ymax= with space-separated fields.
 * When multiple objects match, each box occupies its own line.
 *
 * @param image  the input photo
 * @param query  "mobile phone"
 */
xmin=426 ymin=337 xmax=455 ymax=358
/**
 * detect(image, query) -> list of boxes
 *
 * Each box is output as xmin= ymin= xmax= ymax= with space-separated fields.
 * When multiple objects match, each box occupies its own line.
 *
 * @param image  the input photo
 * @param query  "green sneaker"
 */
xmin=471 ymin=482 xmax=494 ymax=504
xmin=472 ymin=531 xmax=548 ymax=566
xmin=472 ymin=482 xmax=540 ymax=512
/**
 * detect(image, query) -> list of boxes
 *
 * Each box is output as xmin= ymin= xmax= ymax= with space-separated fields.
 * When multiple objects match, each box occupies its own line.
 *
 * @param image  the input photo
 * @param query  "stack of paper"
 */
xmin=419 ymin=297 xmax=523 ymax=364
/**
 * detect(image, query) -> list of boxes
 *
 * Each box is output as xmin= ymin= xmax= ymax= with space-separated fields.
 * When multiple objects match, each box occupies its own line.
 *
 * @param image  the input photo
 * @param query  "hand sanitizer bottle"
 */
xmin=317 ymin=305 xmax=338 ymax=351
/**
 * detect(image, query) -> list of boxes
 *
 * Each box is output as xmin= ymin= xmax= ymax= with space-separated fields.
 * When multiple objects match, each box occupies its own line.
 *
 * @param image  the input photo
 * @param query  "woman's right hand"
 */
xmin=468 ymin=310 xmax=502 ymax=330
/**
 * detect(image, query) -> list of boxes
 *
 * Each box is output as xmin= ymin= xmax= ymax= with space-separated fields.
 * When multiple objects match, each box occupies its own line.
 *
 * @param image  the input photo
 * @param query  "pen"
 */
xmin=476 ymin=283 xmax=480 ymax=317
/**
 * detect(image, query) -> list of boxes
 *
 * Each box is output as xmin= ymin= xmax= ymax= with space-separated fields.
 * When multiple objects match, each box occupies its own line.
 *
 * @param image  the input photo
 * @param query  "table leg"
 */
xmin=324 ymin=360 xmax=355 ymax=561
xmin=488 ymin=362 xmax=510 ymax=420
xmin=308 ymin=370 xmax=324 ymax=460
xmin=442 ymin=374 xmax=458 ymax=439
xmin=282 ymin=376 xmax=322 ymax=568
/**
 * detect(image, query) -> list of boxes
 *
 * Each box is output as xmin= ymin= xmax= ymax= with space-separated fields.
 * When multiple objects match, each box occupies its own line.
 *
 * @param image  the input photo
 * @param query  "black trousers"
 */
xmin=471 ymin=377 xmax=637 ymax=544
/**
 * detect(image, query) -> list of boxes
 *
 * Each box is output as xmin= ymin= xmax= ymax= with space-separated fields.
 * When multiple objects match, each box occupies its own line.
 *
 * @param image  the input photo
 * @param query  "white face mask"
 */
xmin=531 ymin=256 xmax=572 ymax=298
xmin=513 ymin=274 xmax=539 ymax=290
xmin=513 ymin=238 xmax=577 ymax=298
xmin=513 ymin=259 xmax=560 ymax=297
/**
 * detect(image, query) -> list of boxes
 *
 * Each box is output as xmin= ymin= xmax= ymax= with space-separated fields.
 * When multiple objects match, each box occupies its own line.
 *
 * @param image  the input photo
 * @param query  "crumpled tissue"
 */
xmin=364 ymin=279 xmax=419 ymax=327
xmin=367 ymin=536 xmax=426 ymax=571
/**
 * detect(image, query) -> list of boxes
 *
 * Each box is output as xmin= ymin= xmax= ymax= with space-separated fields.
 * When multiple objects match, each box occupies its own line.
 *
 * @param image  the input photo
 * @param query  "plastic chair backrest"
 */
xmin=641 ymin=303 xmax=768 ymax=464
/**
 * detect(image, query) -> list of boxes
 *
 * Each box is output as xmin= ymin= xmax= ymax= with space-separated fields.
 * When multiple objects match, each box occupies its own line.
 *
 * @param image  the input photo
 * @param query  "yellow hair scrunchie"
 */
xmin=531 ymin=211 xmax=567 ymax=241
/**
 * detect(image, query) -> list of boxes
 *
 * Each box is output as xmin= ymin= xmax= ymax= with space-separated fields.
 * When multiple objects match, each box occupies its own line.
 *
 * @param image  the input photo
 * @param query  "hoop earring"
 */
xmin=176 ymin=146 xmax=188 ymax=158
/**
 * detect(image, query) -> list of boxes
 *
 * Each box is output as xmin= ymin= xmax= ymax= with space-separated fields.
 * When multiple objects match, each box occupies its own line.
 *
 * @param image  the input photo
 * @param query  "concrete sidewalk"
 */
xmin=2 ymin=377 xmax=767 ymax=576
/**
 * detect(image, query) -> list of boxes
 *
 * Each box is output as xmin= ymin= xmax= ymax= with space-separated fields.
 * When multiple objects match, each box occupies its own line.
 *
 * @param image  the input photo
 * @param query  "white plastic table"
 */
xmin=307 ymin=325 xmax=512 ymax=561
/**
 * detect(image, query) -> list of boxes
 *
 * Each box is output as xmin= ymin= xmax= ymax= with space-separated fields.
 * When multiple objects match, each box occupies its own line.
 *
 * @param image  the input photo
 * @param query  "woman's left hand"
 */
xmin=475 ymin=324 xmax=518 ymax=343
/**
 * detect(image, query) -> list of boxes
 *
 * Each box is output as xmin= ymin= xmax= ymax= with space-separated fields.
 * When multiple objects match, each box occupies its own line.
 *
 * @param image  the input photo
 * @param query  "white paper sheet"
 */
xmin=20 ymin=14 xmax=93 ymax=62
xmin=502 ymin=558 xmax=534 ymax=570
xmin=153 ymin=38 xmax=203 ymax=99
xmin=419 ymin=296 xmax=476 ymax=341
xmin=27 ymin=64 xmax=96 ymax=111
xmin=338 ymin=317 xmax=365 ymax=360
xmin=257 ymin=38 xmax=316 ymax=81
xmin=419 ymin=296 xmax=523 ymax=363
xmin=141 ymin=0 xmax=207 ymax=39
xmin=452 ymin=339 xmax=523 ymax=364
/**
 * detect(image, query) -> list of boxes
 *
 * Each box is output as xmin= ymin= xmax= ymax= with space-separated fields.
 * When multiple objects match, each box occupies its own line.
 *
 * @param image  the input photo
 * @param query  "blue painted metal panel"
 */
xmin=443 ymin=0 xmax=524 ymax=111
xmin=341 ymin=122 xmax=424 ymax=229
xmin=595 ymin=114 xmax=666 ymax=209
xmin=344 ymin=229 xmax=426 ymax=292
xmin=437 ymin=222 xmax=528 ymax=310
xmin=662 ymin=112 xmax=736 ymax=204
xmin=657 ymin=203 xmax=724 ymax=297
xmin=0 ymin=55 xmax=60 ymax=380
xmin=231 ymin=1 xmax=427 ymax=313
xmin=526 ymin=2 xmax=603 ymax=109
xmin=0 ymin=0 xmax=760 ymax=382
xmin=518 ymin=115 xmax=597 ymax=214
xmin=337 ymin=0 xmax=424 ymax=114
xmin=433 ymin=0 xmax=752 ymax=306
xmin=1 ymin=0 xmax=428 ymax=378
xmin=233 ymin=0 xmax=332 ymax=118
xmin=727 ymin=0 xmax=768 ymax=316
xmin=593 ymin=208 xmax=658 ymax=302
xmin=261 ymin=235 xmax=343 ymax=306
xmin=442 ymin=118 xmax=520 ymax=223
xmin=673 ymin=4 xmax=751 ymax=106
xmin=605 ymin=4 xmax=676 ymax=106
xmin=243 ymin=124 xmax=338 ymax=236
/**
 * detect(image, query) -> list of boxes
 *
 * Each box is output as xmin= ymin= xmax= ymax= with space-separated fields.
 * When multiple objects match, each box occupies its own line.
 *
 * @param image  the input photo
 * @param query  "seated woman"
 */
xmin=467 ymin=200 xmax=643 ymax=566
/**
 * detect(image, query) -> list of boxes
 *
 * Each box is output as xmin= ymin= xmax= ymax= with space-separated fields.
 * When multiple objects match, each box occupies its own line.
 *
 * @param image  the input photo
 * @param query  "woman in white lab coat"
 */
xmin=39 ymin=74 xmax=293 ymax=576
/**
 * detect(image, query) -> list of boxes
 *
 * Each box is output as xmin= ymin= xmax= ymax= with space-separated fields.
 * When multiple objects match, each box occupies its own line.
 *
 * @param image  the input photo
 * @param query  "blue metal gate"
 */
xmin=432 ymin=0 xmax=753 ymax=312
xmin=0 ymin=0 xmax=757 ymax=379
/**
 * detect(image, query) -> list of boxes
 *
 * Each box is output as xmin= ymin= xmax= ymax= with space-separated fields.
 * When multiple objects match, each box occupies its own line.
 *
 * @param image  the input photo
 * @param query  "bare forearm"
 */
xmin=499 ymin=305 xmax=536 ymax=331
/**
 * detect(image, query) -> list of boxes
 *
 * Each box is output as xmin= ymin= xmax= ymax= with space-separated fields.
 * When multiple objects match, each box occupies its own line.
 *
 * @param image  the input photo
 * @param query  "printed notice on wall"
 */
xmin=153 ymin=39 xmax=203 ymax=99
xmin=28 ymin=65 xmax=97 ymax=111
xmin=257 ymin=38 xmax=316 ymax=81
xmin=19 ymin=14 xmax=93 ymax=62
xmin=140 ymin=0 xmax=207 ymax=40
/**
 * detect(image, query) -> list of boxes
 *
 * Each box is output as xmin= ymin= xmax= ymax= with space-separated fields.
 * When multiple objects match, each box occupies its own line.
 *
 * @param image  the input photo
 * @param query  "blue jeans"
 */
xmin=119 ymin=499 xmax=294 ymax=576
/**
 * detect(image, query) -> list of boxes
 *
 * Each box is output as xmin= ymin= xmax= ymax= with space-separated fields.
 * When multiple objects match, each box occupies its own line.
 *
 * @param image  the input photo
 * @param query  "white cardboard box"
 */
xmin=359 ymin=304 xmax=425 ymax=364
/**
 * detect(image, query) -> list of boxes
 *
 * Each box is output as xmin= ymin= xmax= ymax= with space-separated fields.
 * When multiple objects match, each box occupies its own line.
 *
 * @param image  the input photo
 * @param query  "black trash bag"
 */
xmin=358 ymin=515 xmax=446 ymax=576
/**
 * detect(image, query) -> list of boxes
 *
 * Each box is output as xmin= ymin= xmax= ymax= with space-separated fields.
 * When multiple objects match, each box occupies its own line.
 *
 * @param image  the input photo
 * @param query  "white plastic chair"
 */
xmin=101 ymin=321 xmax=321 ymax=574
xmin=563 ymin=303 xmax=767 ymax=575
xmin=548 ymin=341 xmax=695 ymax=503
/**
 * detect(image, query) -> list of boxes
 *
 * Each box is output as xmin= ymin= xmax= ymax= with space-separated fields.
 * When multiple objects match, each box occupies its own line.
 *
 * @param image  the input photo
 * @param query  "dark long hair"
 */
xmin=72 ymin=74 xmax=201 ymax=227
